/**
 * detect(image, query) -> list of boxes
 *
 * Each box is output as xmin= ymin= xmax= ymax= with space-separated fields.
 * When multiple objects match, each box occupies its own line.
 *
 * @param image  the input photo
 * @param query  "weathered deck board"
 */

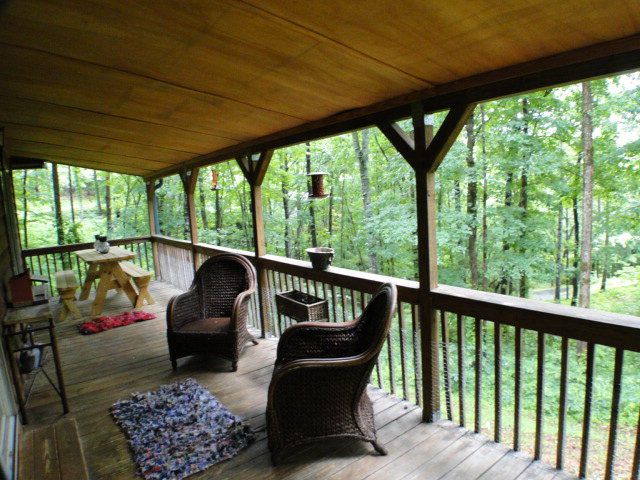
xmin=23 ymin=280 xmax=577 ymax=480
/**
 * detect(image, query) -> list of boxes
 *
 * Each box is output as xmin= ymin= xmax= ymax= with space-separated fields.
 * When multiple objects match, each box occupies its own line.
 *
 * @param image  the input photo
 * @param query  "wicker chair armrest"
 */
xmin=229 ymin=287 xmax=256 ymax=331
xmin=167 ymin=288 xmax=202 ymax=331
xmin=275 ymin=320 xmax=360 ymax=365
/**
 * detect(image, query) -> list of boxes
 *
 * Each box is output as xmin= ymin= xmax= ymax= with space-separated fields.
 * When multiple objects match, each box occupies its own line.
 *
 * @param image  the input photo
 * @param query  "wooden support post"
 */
xmin=237 ymin=151 xmax=273 ymax=338
xmin=1 ymin=134 xmax=23 ymax=274
xmin=179 ymin=168 xmax=200 ymax=274
xmin=377 ymin=101 xmax=475 ymax=422
xmin=145 ymin=180 xmax=161 ymax=276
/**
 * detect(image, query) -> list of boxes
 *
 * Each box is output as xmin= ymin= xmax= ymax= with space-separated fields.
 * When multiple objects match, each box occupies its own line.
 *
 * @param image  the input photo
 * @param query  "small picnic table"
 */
xmin=75 ymin=246 xmax=139 ymax=316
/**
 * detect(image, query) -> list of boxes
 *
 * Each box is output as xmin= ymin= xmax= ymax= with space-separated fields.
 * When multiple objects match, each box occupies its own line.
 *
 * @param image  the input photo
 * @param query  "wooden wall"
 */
xmin=0 ymin=175 xmax=13 ymax=318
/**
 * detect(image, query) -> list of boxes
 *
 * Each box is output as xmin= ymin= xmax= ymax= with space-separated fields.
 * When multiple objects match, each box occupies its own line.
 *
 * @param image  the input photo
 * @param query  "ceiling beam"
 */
xmin=147 ymin=34 xmax=640 ymax=180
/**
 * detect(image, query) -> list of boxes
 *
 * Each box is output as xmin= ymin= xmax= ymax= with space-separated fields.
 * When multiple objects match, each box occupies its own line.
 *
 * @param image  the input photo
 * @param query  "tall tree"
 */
xmin=21 ymin=170 xmax=28 ymax=248
xmin=105 ymin=171 xmax=113 ymax=236
xmin=579 ymin=81 xmax=595 ymax=308
xmin=352 ymin=130 xmax=378 ymax=273
xmin=465 ymin=115 xmax=479 ymax=288
xmin=554 ymin=203 xmax=564 ymax=301
xmin=197 ymin=173 xmax=210 ymax=230
xmin=518 ymin=98 xmax=530 ymax=298
xmin=281 ymin=154 xmax=293 ymax=257
xmin=93 ymin=170 xmax=102 ymax=213
xmin=600 ymin=200 xmax=610 ymax=291
xmin=51 ymin=164 xmax=65 ymax=245
xmin=306 ymin=142 xmax=318 ymax=247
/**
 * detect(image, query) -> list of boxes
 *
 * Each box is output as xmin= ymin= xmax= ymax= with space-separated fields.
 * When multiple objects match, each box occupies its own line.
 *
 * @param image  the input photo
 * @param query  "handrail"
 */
xmin=21 ymin=236 xmax=152 ymax=257
xmin=260 ymin=254 xmax=420 ymax=304
xmin=151 ymin=234 xmax=192 ymax=249
xmin=431 ymin=284 xmax=640 ymax=352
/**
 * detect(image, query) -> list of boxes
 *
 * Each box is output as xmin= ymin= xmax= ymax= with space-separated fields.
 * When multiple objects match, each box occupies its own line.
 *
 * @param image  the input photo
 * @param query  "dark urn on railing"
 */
xmin=306 ymin=247 xmax=334 ymax=271
xmin=95 ymin=236 xmax=110 ymax=254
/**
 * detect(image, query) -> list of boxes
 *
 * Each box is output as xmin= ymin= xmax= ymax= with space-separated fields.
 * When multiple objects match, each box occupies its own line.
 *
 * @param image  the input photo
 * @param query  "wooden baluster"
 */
xmin=330 ymin=285 xmax=338 ymax=323
xmin=386 ymin=315 xmax=397 ymax=396
xmin=579 ymin=342 xmax=596 ymax=479
xmin=398 ymin=301 xmax=409 ymax=400
xmin=305 ymin=278 xmax=310 ymax=294
xmin=45 ymin=254 xmax=54 ymax=295
xmin=457 ymin=314 xmax=466 ymax=428
xmin=535 ymin=332 xmax=546 ymax=461
xmin=313 ymin=280 xmax=319 ymax=297
xmin=340 ymin=286 xmax=347 ymax=322
xmin=144 ymin=242 xmax=151 ymax=272
xmin=36 ymin=255 xmax=43 ymax=278
xmin=632 ymin=404 xmax=640 ymax=480
xmin=557 ymin=337 xmax=569 ymax=470
xmin=350 ymin=289 xmax=357 ymax=319
xmin=412 ymin=304 xmax=422 ymax=407
xmin=514 ymin=326 xmax=523 ymax=451
xmin=474 ymin=318 xmax=483 ymax=434
xmin=439 ymin=310 xmax=453 ymax=421
xmin=494 ymin=321 xmax=502 ymax=443
xmin=605 ymin=348 xmax=624 ymax=480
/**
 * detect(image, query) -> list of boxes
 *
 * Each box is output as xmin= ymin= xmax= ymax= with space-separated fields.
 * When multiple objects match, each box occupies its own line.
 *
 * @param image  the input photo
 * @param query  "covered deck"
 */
xmin=24 ymin=279 xmax=573 ymax=480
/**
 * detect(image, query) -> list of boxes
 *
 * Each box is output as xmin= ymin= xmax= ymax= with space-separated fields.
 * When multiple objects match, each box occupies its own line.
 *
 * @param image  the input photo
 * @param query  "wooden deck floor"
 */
xmin=25 ymin=280 xmax=576 ymax=480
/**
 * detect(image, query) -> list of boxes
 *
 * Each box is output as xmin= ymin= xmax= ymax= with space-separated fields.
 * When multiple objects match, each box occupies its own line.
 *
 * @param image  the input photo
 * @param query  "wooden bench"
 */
xmin=55 ymin=270 xmax=80 ymax=321
xmin=119 ymin=261 xmax=154 ymax=308
xmin=19 ymin=417 xmax=89 ymax=480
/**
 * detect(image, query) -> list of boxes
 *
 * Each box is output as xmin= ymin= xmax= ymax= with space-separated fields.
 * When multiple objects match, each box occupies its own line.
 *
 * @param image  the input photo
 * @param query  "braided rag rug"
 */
xmin=111 ymin=378 xmax=254 ymax=479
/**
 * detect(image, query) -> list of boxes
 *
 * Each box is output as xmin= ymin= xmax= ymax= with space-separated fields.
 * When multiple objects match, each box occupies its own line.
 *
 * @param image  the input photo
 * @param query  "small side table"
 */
xmin=3 ymin=304 xmax=69 ymax=424
xmin=274 ymin=289 xmax=329 ymax=333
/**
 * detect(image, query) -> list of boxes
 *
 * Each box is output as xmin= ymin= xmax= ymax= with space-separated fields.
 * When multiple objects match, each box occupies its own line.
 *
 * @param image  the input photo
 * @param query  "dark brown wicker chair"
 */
xmin=166 ymin=253 xmax=258 ymax=371
xmin=266 ymin=283 xmax=397 ymax=464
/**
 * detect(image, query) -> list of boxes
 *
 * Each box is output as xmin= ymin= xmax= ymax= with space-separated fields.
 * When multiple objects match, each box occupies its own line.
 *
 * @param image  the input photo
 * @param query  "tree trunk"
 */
xmin=68 ymin=166 xmax=76 ymax=226
xmin=197 ymin=173 xmax=209 ymax=230
xmin=554 ymin=203 xmax=563 ymax=301
xmin=601 ymin=200 xmax=609 ymax=291
xmin=21 ymin=170 xmax=28 ymax=248
xmin=306 ymin=142 xmax=318 ymax=248
xmin=73 ymin=167 xmax=83 ymax=219
xmin=465 ymin=115 xmax=479 ymax=288
xmin=518 ymin=98 xmax=530 ymax=298
xmin=571 ymin=196 xmax=579 ymax=306
xmin=328 ymin=185 xmax=334 ymax=248
xmin=93 ymin=170 xmax=102 ymax=213
xmin=281 ymin=154 xmax=292 ymax=257
xmin=352 ymin=130 xmax=378 ymax=273
xmin=105 ymin=171 xmax=113 ymax=237
xmin=579 ymin=81 xmax=594 ymax=308
xmin=51 ymin=164 xmax=65 ymax=245
xmin=498 ymin=171 xmax=513 ymax=294
xmin=480 ymin=105 xmax=488 ymax=290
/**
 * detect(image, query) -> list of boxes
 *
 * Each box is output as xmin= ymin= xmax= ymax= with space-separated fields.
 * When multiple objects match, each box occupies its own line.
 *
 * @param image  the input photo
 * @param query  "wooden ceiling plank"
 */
xmin=0 ymin=95 xmax=234 ymax=154
xmin=7 ymin=139 xmax=173 ymax=171
xmin=9 ymin=150 xmax=151 ymax=176
xmin=4 ymin=124 xmax=193 ymax=162
xmin=0 ymin=44 xmax=303 ymax=140
xmin=147 ymin=34 xmax=640 ymax=179
xmin=0 ymin=0 xmax=429 ymax=118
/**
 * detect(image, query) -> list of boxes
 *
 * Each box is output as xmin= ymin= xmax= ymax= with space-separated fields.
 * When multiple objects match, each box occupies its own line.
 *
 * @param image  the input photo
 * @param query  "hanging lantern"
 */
xmin=307 ymin=172 xmax=328 ymax=199
xmin=211 ymin=170 xmax=220 ymax=190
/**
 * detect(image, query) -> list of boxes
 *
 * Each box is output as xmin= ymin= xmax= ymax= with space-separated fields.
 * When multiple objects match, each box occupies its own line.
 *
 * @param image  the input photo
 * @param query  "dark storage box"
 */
xmin=275 ymin=289 xmax=329 ymax=322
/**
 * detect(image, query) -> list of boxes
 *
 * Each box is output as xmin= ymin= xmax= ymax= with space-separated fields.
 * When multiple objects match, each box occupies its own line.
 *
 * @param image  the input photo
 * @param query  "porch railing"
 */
xmin=21 ymin=236 xmax=154 ymax=296
xmin=152 ymin=234 xmax=640 ymax=480
xmin=33 ymin=235 xmax=637 ymax=479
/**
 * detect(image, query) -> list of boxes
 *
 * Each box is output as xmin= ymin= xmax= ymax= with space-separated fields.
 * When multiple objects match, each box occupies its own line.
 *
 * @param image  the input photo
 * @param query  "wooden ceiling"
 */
xmin=0 ymin=0 xmax=639 ymax=177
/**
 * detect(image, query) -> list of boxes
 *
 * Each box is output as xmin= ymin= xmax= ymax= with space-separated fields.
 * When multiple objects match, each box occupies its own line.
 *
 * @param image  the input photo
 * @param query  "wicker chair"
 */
xmin=166 ymin=253 xmax=258 ymax=371
xmin=266 ymin=283 xmax=397 ymax=464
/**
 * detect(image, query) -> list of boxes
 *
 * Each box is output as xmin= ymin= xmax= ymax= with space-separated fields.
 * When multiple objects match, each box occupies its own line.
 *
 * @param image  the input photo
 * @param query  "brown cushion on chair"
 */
xmin=176 ymin=317 xmax=230 ymax=334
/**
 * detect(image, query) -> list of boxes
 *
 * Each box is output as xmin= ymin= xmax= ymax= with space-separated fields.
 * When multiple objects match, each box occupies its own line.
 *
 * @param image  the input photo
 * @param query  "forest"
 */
xmin=12 ymin=72 xmax=640 ymax=477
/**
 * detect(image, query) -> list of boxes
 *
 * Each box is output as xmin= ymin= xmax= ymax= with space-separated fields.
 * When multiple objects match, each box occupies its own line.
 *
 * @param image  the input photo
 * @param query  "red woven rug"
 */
xmin=79 ymin=311 xmax=156 ymax=335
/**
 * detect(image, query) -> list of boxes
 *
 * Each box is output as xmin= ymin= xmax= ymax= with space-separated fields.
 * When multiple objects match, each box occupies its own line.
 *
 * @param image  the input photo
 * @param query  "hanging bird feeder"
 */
xmin=211 ymin=170 xmax=220 ymax=190
xmin=307 ymin=172 xmax=328 ymax=199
